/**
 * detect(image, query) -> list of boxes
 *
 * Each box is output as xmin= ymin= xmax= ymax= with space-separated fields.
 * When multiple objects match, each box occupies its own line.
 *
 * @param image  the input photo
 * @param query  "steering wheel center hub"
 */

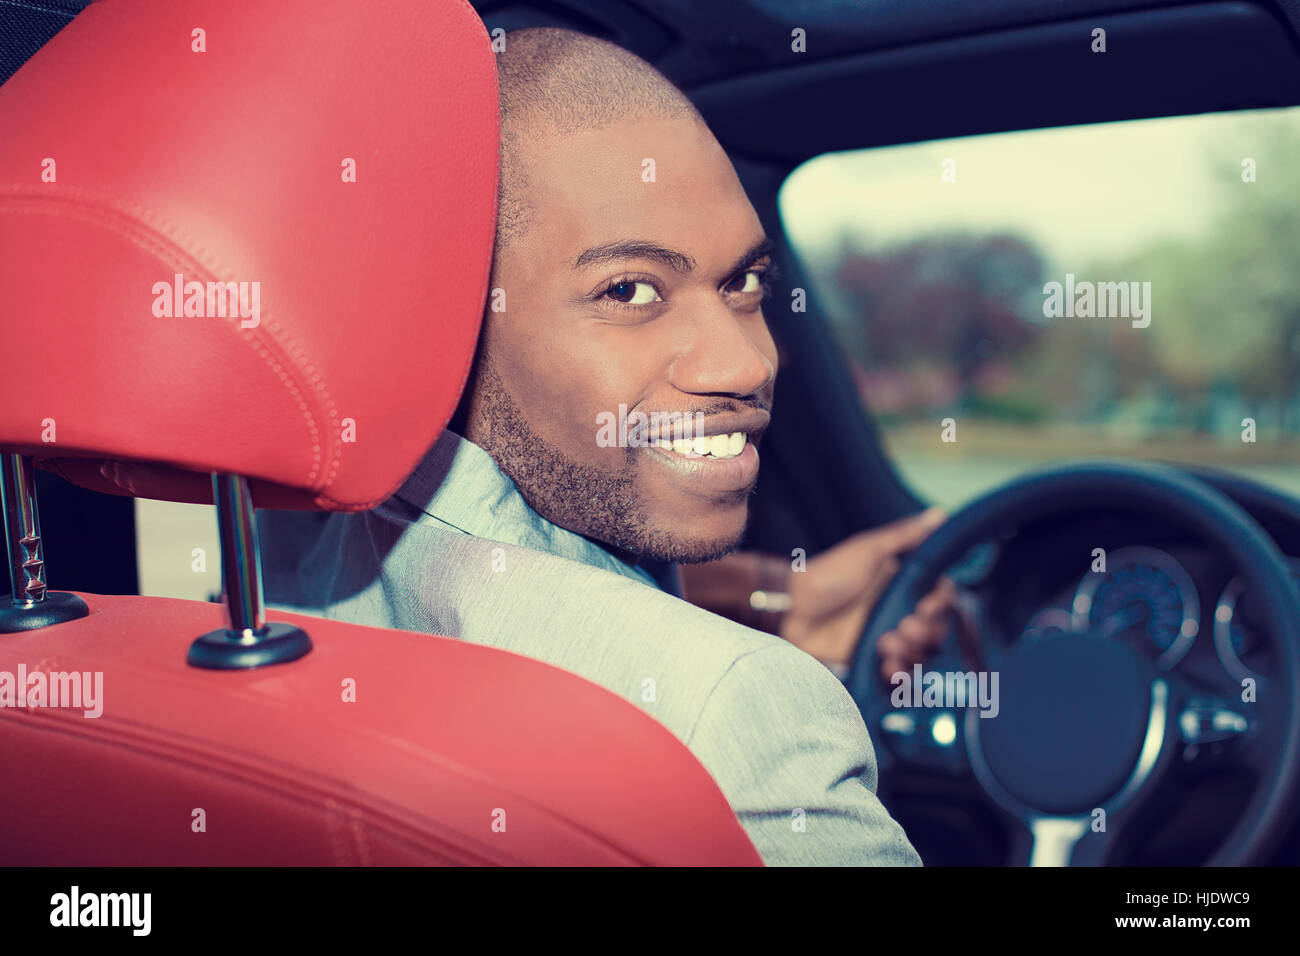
xmin=974 ymin=634 xmax=1154 ymax=815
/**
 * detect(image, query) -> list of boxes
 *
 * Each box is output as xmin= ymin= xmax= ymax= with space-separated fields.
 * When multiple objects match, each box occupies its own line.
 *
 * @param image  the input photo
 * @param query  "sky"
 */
xmin=778 ymin=107 xmax=1293 ymax=274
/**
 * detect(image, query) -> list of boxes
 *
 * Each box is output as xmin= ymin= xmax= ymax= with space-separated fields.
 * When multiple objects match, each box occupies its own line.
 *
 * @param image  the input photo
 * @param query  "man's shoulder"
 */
xmin=465 ymin=548 xmax=921 ymax=867
xmin=440 ymin=533 xmax=790 ymax=743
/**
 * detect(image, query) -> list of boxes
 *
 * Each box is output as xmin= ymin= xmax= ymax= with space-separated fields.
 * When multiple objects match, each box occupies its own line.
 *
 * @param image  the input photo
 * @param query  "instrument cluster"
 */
xmin=1019 ymin=545 xmax=1297 ymax=681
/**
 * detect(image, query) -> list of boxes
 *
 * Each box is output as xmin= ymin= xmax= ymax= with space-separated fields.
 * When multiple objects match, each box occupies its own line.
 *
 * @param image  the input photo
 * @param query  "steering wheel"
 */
xmin=846 ymin=461 xmax=1300 ymax=866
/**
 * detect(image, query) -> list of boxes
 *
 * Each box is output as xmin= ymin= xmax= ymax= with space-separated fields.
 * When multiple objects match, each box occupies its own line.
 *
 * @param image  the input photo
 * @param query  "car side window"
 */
xmin=780 ymin=107 xmax=1300 ymax=508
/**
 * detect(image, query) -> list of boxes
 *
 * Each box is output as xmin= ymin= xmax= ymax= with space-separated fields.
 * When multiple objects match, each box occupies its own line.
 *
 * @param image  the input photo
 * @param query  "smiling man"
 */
xmin=261 ymin=26 xmax=924 ymax=866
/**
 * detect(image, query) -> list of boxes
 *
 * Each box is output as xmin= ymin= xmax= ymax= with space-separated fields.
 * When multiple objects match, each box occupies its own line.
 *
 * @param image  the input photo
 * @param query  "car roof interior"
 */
xmin=5 ymin=0 xmax=1300 ymax=586
xmin=9 ymin=0 xmax=1300 ymax=128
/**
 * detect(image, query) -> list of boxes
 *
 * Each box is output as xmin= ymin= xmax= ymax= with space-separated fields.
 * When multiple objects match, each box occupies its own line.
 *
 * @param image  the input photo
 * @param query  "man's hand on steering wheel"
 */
xmin=780 ymin=507 xmax=955 ymax=674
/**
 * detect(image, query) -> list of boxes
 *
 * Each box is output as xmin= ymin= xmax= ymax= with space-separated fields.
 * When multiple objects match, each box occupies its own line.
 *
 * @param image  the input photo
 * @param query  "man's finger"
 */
xmin=896 ymin=614 xmax=930 ymax=649
xmin=864 ymin=506 xmax=946 ymax=556
xmin=880 ymin=652 xmax=906 ymax=683
xmin=901 ymin=610 xmax=947 ymax=652
xmin=858 ymin=554 xmax=900 ymax=610
xmin=915 ymin=576 xmax=957 ymax=618
xmin=877 ymin=630 xmax=906 ymax=661
xmin=880 ymin=650 xmax=917 ymax=683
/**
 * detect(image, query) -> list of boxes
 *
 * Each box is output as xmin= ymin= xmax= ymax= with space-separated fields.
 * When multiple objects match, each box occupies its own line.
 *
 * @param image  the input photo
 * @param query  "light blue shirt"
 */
xmin=259 ymin=430 xmax=922 ymax=866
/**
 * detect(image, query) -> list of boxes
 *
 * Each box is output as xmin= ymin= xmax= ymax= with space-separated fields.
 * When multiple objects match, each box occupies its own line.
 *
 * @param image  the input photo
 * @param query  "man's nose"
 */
xmin=666 ymin=296 xmax=777 ymax=398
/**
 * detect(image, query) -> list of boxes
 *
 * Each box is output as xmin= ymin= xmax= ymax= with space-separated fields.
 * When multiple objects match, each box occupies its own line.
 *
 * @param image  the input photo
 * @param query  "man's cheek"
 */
xmin=545 ymin=410 xmax=627 ymax=475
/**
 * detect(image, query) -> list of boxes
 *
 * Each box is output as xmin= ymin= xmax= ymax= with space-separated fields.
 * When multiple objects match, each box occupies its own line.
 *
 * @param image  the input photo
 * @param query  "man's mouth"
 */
xmin=652 ymin=431 xmax=748 ymax=460
xmin=630 ymin=407 xmax=771 ymax=454
xmin=635 ymin=407 xmax=770 ymax=495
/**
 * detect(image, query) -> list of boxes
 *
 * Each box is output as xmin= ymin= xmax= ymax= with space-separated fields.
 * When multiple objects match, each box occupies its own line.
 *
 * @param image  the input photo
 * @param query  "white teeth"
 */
xmin=661 ymin=431 xmax=746 ymax=460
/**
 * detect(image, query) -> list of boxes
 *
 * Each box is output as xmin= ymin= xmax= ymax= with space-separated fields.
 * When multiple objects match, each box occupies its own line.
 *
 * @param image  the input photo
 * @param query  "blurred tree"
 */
xmin=827 ymin=233 xmax=1046 ymax=409
xmin=1094 ymin=110 xmax=1300 ymax=435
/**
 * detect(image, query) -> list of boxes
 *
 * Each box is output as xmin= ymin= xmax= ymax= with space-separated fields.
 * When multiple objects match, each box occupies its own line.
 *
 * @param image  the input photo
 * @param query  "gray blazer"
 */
xmin=260 ymin=432 xmax=922 ymax=866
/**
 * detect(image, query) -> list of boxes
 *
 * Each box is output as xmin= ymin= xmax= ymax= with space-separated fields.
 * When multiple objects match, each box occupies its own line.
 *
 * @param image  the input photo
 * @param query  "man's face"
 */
xmin=466 ymin=115 xmax=778 ymax=563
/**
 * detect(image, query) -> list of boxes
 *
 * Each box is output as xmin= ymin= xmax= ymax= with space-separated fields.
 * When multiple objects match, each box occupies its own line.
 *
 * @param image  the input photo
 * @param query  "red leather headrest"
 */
xmin=0 ymin=0 xmax=497 ymax=509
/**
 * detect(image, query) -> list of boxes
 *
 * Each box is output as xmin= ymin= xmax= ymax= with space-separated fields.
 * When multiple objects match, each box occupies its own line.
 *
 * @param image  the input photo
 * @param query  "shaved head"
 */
xmin=494 ymin=28 xmax=705 ymax=252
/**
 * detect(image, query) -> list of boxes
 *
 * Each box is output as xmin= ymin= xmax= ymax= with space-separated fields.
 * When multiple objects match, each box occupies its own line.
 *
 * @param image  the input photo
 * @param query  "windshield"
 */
xmin=780 ymin=107 xmax=1300 ymax=508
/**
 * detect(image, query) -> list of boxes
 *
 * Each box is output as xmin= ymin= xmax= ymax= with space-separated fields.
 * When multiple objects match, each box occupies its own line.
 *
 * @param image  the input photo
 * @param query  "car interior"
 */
xmin=3 ymin=0 xmax=1299 ymax=867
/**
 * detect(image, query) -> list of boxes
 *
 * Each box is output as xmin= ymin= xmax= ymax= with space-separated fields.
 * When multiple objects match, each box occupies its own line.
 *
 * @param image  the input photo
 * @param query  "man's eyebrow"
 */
xmin=571 ymin=236 xmax=774 ymax=278
xmin=573 ymin=240 xmax=696 ymax=274
xmin=725 ymin=237 xmax=775 ymax=278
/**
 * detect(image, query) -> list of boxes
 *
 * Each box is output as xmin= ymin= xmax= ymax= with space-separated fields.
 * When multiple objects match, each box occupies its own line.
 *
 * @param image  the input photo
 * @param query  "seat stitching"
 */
xmin=0 ymin=186 xmax=339 ymax=490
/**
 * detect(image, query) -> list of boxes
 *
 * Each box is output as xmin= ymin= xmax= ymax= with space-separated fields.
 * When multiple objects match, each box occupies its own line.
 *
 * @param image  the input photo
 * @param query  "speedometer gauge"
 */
xmin=1072 ymin=546 xmax=1200 ymax=668
xmin=1213 ymin=557 xmax=1300 ymax=681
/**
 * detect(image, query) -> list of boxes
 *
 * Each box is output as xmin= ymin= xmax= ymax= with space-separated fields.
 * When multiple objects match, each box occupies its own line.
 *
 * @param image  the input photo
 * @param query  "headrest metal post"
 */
xmin=213 ymin=472 xmax=265 ymax=636
xmin=0 ymin=454 xmax=89 ymax=632
xmin=186 ymin=472 xmax=311 ymax=669
xmin=2 ymin=453 xmax=43 ymax=605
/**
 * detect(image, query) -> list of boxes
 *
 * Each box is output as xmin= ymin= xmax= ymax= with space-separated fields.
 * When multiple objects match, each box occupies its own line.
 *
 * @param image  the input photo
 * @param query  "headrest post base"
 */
xmin=0 ymin=454 xmax=88 ymax=632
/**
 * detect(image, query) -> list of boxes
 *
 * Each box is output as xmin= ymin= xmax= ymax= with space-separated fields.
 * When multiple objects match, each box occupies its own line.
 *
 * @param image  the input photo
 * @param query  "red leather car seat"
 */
xmin=0 ymin=0 xmax=761 ymax=866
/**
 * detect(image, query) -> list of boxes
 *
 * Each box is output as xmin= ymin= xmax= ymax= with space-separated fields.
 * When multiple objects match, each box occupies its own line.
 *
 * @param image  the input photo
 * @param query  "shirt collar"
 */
xmin=388 ymin=429 xmax=663 ymax=591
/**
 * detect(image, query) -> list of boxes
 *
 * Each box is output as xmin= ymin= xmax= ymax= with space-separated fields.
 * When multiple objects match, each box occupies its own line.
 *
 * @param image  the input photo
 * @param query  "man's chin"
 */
xmin=636 ymin=522 xmax=747 ymax=565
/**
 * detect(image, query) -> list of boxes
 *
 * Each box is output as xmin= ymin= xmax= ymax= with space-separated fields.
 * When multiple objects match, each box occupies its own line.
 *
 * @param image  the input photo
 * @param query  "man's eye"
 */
xmin=605 ymin=280 xmax=661 ymax=305
xmin=725 ymin=271 xmax=764 ymax=294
